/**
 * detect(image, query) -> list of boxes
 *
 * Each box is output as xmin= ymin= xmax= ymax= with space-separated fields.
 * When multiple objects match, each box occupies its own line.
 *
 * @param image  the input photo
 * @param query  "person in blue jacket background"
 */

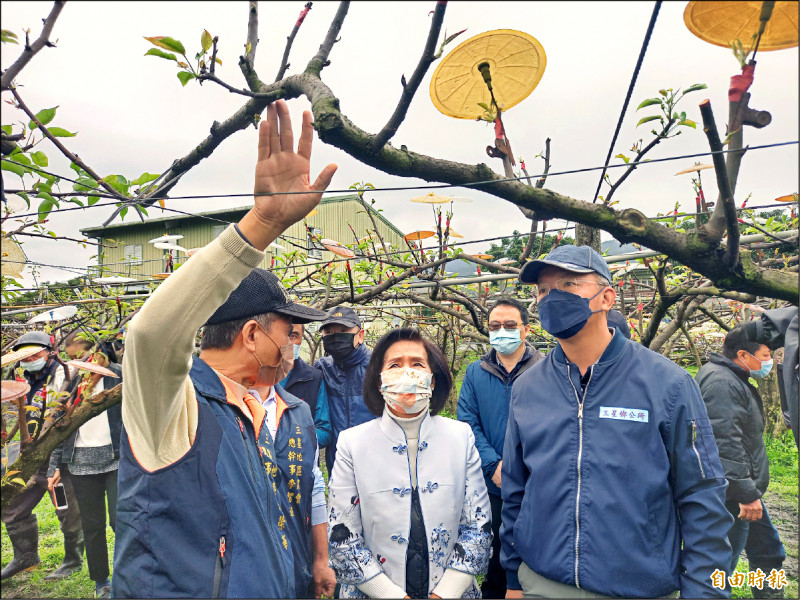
xmin=314 ymin=306 xmax=376 ymax=474
xmin=501 ymin=244 xmax=733 ymax=599
xmin=457 ymin=296 xmax=543 ymax=599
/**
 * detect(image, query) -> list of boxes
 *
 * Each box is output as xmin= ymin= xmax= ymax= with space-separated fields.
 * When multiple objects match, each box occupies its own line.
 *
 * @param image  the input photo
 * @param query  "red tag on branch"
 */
xmin=729 ymin=63 xmax=755 ymax=103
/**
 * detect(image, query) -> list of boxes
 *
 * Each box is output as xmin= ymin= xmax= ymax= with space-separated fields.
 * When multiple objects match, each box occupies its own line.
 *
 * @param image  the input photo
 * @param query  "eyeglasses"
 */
xmin=488 ymin=320 xmax=523 ymax=331
xmin=534 ymin=277 xmax=608 ymax=299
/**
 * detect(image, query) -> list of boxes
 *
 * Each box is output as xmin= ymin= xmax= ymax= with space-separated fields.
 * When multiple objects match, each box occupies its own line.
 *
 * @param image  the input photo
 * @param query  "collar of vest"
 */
xmin=274 ymin=383 xmax=304 ymax=408
xmin=189 ymin=356 xmax=229 ymax=402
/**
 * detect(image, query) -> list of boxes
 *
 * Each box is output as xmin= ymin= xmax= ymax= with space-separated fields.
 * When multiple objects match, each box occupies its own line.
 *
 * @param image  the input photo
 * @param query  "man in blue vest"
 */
xmin=314 ymin=306 xmax=376 ymax=473
xmin=112 ymin=99 xmax=336 ymax=598
xmin=281 ymin=323 xmax=333 ymax=450
xmin=257 ymin=321 xmax=335 ymax=598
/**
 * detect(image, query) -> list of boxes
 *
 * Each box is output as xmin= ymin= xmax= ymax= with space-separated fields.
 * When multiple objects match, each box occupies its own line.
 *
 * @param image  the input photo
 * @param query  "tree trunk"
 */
xmin=574 ymin=223 xmax=601 ymax=253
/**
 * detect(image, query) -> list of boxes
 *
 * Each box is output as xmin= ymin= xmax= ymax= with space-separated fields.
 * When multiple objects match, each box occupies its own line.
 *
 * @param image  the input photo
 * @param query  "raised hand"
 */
xmin=240 ymin=99 xmax=338 ymax=251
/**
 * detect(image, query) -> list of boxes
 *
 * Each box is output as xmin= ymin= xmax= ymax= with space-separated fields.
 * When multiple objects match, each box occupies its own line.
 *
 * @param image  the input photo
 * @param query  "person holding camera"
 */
xmin=47 ymin=333 xmax=123 ymax=599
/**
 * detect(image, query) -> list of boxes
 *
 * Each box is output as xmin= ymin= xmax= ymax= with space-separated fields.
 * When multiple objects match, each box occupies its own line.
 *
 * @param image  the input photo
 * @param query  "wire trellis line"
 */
xmin=2 ymin=140 xmax=797 ymax=221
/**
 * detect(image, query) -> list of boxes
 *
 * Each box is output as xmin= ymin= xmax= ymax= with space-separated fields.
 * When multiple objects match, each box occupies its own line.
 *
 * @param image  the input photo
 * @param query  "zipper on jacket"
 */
xmin=566 ymin=364 xmax=593 ymax=589
xmin=236 ymin=417 xmax=257 ymax=481
xmin=691 ymin=420 xmax=705 ymax=478
xmin=211 ymin=535 xmax=227 ymax=598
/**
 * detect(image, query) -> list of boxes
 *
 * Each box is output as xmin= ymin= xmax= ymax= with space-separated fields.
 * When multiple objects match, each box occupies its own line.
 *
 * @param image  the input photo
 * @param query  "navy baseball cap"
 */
xmin=206 ymin=269 xmax=327 ymax=325
xmin=321 ymin=306 xmax=361 ymax=330
xmin=519 ymin=245 xmax=613 ymax=284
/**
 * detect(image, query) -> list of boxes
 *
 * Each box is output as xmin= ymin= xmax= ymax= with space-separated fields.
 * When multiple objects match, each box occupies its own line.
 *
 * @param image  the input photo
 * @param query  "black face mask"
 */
xmin=323 ymin=332 xmax=357 ymax=362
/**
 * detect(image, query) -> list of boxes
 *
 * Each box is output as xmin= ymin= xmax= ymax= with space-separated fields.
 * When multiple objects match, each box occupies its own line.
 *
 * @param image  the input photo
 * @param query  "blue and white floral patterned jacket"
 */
xmin=328 ymin=408 xmax=493 ymax=598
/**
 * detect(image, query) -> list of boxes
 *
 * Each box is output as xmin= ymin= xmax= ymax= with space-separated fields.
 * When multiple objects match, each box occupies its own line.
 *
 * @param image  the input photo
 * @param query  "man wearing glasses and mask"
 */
xmin=500 ymin=245 xmax=733 ymax=599
xmin=314 ymin=306 xmax=376 ymax=474
xmin=457 ymin=296 xmax=543 ymax=599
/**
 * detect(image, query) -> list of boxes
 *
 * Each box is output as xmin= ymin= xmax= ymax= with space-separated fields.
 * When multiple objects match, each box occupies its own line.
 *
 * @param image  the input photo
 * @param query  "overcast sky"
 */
xmin=2 ymin=1 xmax=798 ymax=289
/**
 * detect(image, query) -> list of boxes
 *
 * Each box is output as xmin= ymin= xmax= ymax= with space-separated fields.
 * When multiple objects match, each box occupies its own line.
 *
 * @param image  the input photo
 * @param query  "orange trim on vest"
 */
xmin=220 ymin=379 xmax=265 ymax=439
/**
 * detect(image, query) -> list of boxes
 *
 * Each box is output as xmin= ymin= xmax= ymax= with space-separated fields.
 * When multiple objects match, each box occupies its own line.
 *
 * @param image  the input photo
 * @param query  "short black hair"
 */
xmin=722 ymin=324 xmax=767 ymax=360
xmin=488 ymin=297 xmax=529 ymax=326
xmin=200 ymin=312 xmax=278 ymax=351
xmin=362 ymin=327 xmax=452 ymax=417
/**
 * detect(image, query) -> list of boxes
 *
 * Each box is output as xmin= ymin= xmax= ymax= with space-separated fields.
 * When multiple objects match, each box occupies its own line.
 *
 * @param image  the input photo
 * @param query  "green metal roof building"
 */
xmin=80 ymin=194 xmax=406 ymax=280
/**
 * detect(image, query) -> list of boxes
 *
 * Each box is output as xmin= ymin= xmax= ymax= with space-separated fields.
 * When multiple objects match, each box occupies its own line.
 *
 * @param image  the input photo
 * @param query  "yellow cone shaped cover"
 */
xmin=684 ymin=1 xmax=798 ymax=51
xmin=430 ymin=29 xmax=546 ymax=120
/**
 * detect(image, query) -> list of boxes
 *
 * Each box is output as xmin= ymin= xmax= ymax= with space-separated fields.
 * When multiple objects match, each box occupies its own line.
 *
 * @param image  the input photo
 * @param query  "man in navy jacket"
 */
xmin=501 ymin=245 xmax=733 ymax=598
xmin=457 ymin=297 xmax=543 ymax=598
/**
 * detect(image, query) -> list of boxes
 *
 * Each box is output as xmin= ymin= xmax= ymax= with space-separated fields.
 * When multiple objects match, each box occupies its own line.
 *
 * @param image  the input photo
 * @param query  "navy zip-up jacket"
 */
xmin=457 ymin=343 xmax=543 ymax=497
xmin=315 ymin=343 xmax=375 ymax=472
xmin=501 ymin=330 xmax=733 ymax=598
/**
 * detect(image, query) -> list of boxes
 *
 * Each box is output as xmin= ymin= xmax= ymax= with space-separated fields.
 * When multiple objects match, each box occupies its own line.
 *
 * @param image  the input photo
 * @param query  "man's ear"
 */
xmin=355 ymin=328 xmax=365 ymax=346
xmin=240 ymin=320 xmax=260 ymax=352
xmin=600 ymin=286 xmax=616 ymax=311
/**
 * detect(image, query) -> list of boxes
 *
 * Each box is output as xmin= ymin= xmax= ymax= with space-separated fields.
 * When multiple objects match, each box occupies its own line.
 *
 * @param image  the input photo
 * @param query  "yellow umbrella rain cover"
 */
xmin=430 ymin=29 xmax=546 ymax=120
xmin=684 ymin=1 xmax=798 ymax=51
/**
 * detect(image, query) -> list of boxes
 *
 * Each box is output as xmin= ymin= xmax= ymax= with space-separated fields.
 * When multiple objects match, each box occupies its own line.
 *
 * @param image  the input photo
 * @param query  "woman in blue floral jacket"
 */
xmin=328 ymin=328 xmax=492 ymax=599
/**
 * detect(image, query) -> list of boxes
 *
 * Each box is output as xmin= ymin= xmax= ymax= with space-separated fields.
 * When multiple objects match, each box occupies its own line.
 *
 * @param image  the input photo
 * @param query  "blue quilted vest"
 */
xmin=274 ymin=384 xmax=319 ymax=597
xmin=112 ymin=357 xmax=294 ymax=599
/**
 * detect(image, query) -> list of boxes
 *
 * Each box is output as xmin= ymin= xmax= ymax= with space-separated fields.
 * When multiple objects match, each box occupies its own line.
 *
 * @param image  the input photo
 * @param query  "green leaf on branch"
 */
xmin=31 ymin=151 xmax=48 ymax=167
xmin=16 ymin=191 xmax=30 ymax=208
xmin=614 ymin=153 xmax=630 ymax=164
xmin=1 ymin=29 xmax=19 ymax=44
xmin=177 ymin=71 xmax=195 ymax=86
xmin=1 ymin=125 xmax=11 ymax=135
xmin=636 ymin=98 xmax=661 ymax=110
xmin=1 ymin=159 xmax=28 ymax=178
xmin=48 ymin=127 xmax=77 ymax=137
xmin=104 ymin=174 xmax=130 ymax=195
xmin=678 ymin=119 xmax=696 ymax=129
xmin=28 ymin=106 xmax=58 ymax=129
xmin=636 ymin=115 xmax=661 ymax=127
xmin=119 ymin=206 xmax=129 ymax=220
xmin=130 ymin=172 xmax=160 ymax=186
xmin=201 ymin=29 xmax=213 ymax=52
xmin=37 ymin=199 xmax=54 ymax=222
xmin=73 ymin=177 xmax=98 ymax=192
xmin=87 ymin=195 xmax=100 ymax=206
xmin=145 ymin=47 xmax=178 ymax=61
xmin=36 ymin=191 xmax=58 ymax=206
xmin=144 ymin=36 xmax=186 ymax=55
xmin=683 ymin=83 xmax=707 ymax=94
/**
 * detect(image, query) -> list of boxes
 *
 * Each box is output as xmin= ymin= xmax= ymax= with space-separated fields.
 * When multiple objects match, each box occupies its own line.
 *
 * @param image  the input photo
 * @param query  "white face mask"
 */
xmin=380 ymin=367 xmax=433 ymax=414
xmin=21 ymin=357 xmax=47 ymax=372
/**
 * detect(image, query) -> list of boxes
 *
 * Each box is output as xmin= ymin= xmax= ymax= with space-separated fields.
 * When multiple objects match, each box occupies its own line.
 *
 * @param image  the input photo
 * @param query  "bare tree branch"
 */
xmin=369 ymin=1 xmax=447 ymax=152
xmin=245 ymin=1 xmax=259 ymax=66
xmin=305 ymin=1 xmax=349 ymax=76
xmin=1 ymin=1 xmax=65 ymax=91
xmin=699 ymin=99 xmax=740 ymax=266
xmin=276 ymin=2 xmax=313 ymax=81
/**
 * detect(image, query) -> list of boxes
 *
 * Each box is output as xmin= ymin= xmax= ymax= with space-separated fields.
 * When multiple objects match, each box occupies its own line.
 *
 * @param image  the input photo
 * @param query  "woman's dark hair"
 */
xmin=722 ymin=324 xmax=767 ymax=360
xmin=363 ymin=327 xmax=453 ymax=417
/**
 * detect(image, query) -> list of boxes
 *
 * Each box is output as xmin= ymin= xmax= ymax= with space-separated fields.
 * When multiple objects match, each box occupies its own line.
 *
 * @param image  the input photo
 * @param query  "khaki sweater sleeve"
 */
xmin=122 ymin=224 xmax=265 ymax=471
